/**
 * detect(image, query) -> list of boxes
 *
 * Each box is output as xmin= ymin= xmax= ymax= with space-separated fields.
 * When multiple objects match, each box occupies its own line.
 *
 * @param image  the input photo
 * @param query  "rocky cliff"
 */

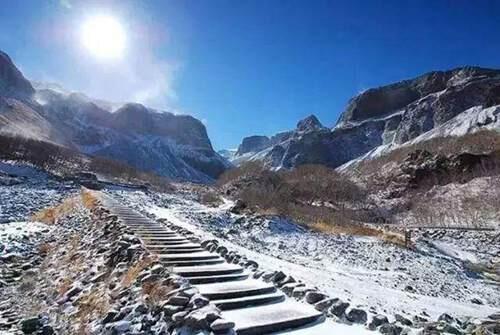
xmin=230 ymin=67 xmax=500 ymax=169
xmin=0 ymin=50 xmax=228 ymax=182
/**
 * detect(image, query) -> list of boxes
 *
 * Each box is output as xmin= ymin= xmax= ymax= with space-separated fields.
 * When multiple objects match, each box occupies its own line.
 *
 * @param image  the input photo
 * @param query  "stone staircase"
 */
xmin=103 ymin=197 xmax=334 ymax=334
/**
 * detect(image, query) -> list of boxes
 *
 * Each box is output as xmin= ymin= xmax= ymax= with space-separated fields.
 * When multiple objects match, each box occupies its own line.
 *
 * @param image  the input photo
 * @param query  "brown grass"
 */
xmin=57 ymin=277 xmax=73 ymax=296
xmin=142 ymin=281 xmax=174 ymax=306
xmin=121 ymin=256 xmax=157 ymax=287
xmin=312 ymin=220 xmax=406 ymax=247
xmin=38 ymin=242 xmax=54 ymax=256
xmin=81 ymin=189 xmax=98 ymax=209
xmin=31 ymin=196 xmax=79 ymax=224
xmin=76 ymin=289 xmax=110 ymax=334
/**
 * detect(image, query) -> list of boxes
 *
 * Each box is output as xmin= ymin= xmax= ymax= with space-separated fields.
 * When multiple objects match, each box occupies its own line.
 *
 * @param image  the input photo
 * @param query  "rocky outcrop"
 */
xmin=296 ymin=114 xmax=325 ymax=133
xmin=236 ymin=135 xmax=271 ymax=156
xmin=0 ymin=51 xmax=34 ymax=99
xmin=230 ymin=67 xmax=500 ymax=170
xmin=0 ymin=50 xmax=228 ymax=182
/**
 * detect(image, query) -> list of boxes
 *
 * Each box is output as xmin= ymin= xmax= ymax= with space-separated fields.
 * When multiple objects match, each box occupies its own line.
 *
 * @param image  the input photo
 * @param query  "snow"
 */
xmin=109 ymin=189 xmax=500 ymax=322
xmin=430 ymin=241 xmax=478 ymax=264
xmin=0 ymin=221 xmax=51 ymax=253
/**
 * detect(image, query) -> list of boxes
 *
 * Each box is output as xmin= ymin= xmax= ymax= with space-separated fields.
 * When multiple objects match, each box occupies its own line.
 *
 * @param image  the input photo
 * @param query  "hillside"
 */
xmin=0 ymin=50 xmax=229 ymax=183
xmin=229 ymin=67 xmax=500 ymax=170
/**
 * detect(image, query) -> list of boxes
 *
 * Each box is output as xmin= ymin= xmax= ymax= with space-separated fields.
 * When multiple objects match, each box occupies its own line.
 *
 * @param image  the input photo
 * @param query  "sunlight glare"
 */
xmin=81 ymin=15 xmax=126 ymax=60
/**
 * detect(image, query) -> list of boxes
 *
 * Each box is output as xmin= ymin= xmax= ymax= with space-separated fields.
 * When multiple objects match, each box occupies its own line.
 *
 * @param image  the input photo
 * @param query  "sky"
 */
xmin=1 ymin=0 xmax=500 ymax=150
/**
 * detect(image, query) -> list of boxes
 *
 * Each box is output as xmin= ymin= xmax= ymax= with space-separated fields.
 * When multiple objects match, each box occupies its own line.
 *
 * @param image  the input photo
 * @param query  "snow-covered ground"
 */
xmin=108 ymin=189 xmax=500 ymax=323
xmin=0 ymin=161 xmax=76 ymax=223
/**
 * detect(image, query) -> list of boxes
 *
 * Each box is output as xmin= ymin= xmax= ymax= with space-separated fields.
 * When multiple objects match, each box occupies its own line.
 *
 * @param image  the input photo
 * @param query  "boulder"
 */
xmin=330 ymin=300 xmax=350 ymax=318
xmin=369 ymin=314 xmax=389 ymax=330
xmin=346 ymin=308 xmax=367 ymax=324
xmin=305 ymin=291 xmax=327 ymax=304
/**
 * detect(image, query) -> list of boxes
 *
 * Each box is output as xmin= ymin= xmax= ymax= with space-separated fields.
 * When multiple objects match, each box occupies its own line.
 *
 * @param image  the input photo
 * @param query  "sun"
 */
xmin=81 ymin=15 xmax=126 ymax=60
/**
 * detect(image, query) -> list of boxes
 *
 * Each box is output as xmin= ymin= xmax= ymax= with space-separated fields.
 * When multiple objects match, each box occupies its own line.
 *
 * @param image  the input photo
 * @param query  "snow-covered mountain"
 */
xmin=0 ymin=50 xmax=229 ymax=182
xmin=229 ymin=67 xmax=500 ymax=169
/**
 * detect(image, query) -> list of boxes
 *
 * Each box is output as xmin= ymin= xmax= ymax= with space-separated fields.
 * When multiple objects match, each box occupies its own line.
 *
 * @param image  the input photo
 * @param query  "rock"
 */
xmin=210 ymin=318 xmax=235 ymax=331
xmin=488 ymin=312 xmax=500 ymax=320
xmin=133 ymin=303 xmax=148 ymax=314
xmin=330 ymin=300 xmax=350 ymax=318
xmin=314 ymin=298 xmax=338 ymax=312
xmin=102 ymin=309 xmax=119 ymax=324
xmin=184 ymin=305 xmax=221 ymax=330
xmin=412 ymin=314 xmax=428 ymax=324
xmin=438 ymin=313 xmax=454 ymax=324
xmin=346 ymin=308 xmax=367 ymax=324
xmin=65 ymin=284 xmax=83 ymax=299
xmin=369 ymin=314 xmax=389 ymax=330
xmin=292 ymin=286 xmax=313 ymax=299
xmin=305 ymin=291 xmax=327 ymax=304
xmin=41 ymin=325 xmax=54 ymax=335
xmin=471 ymin=298 xmax=483 ymax=305
xmin=230 ymin=200 xmax=247 ymax=214
xmin=215 ymin=246 xmax=228 ymax=256
xmin=20 ymin=317 xmax=40 ymax=333
xmin=379 ymin=323 xmax=403 ymax=335
xmin=1 ymin=253 xmax=19 ymax=263
xmin=109 ymin=320 xmax=130 ymax=333
xmin=395 ymin=313 xmax=413 ymax=326
xmin=172 ymin=311 xmax=188 ymax=323
xmin=166 ymin=295 xmax=190 ymax=307
xmin=150 ymin=264 xmax=165 ymax=275
xmin=163 ymin=305 xmax=184 ymax=316
xmin=282 ymin=282 xmax=304 ymax=296
xmin=271 ymin=271 xmax=286 ymax=283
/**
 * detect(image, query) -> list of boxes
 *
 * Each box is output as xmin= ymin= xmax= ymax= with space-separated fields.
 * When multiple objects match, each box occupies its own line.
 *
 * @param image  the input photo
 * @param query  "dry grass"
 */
xmin=31 ymin=196 xmax=80 ymax=225
xmin=142 ymin=281 xmax=174 ymax=306
xmin=81 ymin=189 xmax=98 ymax=209
xmin=57 ymin=277 xmax=73 ymax=296
xmin=312 ymin=220 xmax=406 ymax=247
xmin=75 ymin=289 xmax=110 ymax=334
xmin=38 ymin=242 xmax=54 ymax=256
xmin=121 ymin=256 xmax=157 ymax=288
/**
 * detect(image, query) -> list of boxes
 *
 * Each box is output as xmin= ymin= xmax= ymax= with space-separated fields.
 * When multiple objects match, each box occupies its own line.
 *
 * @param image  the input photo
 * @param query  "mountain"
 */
xmin=229 ymin=67 xmax=500 ymax=169
xmin=0 ymin=50 xmax=229 ymax=182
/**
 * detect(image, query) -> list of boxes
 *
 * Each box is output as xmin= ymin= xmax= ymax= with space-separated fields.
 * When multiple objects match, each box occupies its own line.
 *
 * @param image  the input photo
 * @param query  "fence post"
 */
xmin=405 ymin=229 xmax=411 ymax=248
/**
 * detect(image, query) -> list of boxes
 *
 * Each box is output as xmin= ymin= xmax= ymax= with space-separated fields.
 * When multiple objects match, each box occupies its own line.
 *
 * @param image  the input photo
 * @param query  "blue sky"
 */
xmin=1 ymin=0 xmax=499 ymax=149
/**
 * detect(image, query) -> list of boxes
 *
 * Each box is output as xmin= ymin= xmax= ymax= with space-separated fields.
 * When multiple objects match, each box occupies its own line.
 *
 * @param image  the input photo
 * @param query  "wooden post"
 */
xmin=405 ymin=229 xmax=411 ymax=248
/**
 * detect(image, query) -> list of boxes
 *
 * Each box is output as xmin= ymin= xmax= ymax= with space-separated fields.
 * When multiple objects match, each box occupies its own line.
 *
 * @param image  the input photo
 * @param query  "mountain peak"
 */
xmin=296 ymin=114 xmax=324 ymax=132
xmin=0 ymin=50 xmax=35 ymax=98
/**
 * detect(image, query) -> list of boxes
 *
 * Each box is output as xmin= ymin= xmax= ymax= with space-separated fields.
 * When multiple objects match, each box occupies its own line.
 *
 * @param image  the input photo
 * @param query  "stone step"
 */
xmin=212 ymin=292 xmax=285 ymax=310
xmin=222 ymin=300 xmax=324 ymax=335
xmin=172 ymin=263 xmax=243 ymax=277
xmin=187 ymin=272 xmax=250 ymax=284
xmin=141 ymin=236 xmax=188 ymax=242
xmin=196 ymin=279 xmax=277 ymax=300
xmin=158 ymin=251 xmax=220 ymax=262
xmin=128 ymin=229 xmax=174 ymax=234
xmin=146 ymin=240 xmax=193 ymax=246
xmin=150 ymin=247 xmax=204 ymax=254
xmin=161 ymin=258 xmax=226 ymax=267
xmin=145 ymin=243 xmax=201 ymax=250
xmin=135 ymin=233 xmax=180 ymax=238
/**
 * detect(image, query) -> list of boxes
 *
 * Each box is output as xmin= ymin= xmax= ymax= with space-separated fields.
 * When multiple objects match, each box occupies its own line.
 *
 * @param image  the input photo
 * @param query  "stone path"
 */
xmin=103 ymin=196 xmax=335 ymax=334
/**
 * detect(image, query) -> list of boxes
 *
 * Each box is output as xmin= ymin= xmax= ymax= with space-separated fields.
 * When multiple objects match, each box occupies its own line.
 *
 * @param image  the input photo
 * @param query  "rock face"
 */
xmin=0 ymin=51 xmax=34 ymax=98
xmin=0 ymin=50 xmax=228 ymax=182
xmin=230 ymin=67 xmax=500 ymax=169
xmin=236 ymin=135 xmax=271 ymax=156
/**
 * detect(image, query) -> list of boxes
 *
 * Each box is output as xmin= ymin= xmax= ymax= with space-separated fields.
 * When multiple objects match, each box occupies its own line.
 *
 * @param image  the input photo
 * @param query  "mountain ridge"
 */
xmin=229 ymin=66 xmax=500 ymax=170
xmin=0 ymin=50 xmax=229 ymax=182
